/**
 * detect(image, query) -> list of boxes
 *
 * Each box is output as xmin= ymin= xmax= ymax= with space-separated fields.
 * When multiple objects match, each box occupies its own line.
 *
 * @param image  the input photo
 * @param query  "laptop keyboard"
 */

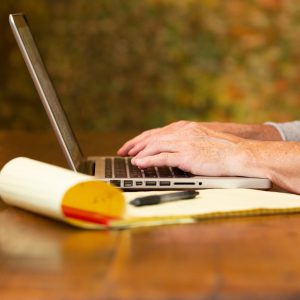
xmin=105 ymin=157 xmax=191 ymax=178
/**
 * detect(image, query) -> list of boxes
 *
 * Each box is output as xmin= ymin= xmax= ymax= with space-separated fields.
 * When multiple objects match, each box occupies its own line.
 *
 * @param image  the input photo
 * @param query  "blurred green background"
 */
xmin=1 ymin=0 xmax=300 ymax=132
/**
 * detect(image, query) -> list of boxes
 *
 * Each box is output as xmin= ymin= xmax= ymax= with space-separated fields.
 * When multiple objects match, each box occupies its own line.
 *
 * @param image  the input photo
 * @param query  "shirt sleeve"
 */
xmin=264 ymin=121 xmax=300 ymax=142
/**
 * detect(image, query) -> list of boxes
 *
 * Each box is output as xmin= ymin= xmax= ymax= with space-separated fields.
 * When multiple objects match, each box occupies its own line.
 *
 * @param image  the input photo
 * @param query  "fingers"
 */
xmin=117 ymin=128 xmax=160 ymax=156
xmin=133 ymin=152 xmax=180 ymax=169
xmin=127 ymin=135 xmax=156 ymax=156
xmin=127 ymin=140 xmax=149 ymax=157
xmin=131 ymin=140 xmax=179 ymax=163
xmin=117 ymin=121 xmax=197 ymax=156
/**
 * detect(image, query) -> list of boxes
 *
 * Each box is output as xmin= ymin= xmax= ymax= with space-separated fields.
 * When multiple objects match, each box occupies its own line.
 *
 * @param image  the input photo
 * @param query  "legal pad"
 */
xmin=0 ymin=158 xmax=299 ymax=229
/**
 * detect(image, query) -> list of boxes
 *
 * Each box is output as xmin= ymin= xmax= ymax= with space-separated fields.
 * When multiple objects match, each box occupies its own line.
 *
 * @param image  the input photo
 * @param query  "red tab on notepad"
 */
xmin=62 ymin=205 xmax=120 ymax=225
xmin=61 ymin=181 xmax=125 ymax=227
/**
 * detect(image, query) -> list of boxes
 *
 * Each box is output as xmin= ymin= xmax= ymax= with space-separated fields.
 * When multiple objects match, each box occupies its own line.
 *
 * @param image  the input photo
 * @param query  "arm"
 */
xmin=241 ymin=140 xmax=300 ymax=194
xmin=202 ymin=120 xmax=300 ymax=142
xmin=118 ymin=121 xmax=300 ymax=194
xmin=196 ymin=122 xmax=282 ymax=141
xmin=264 ymin=121 xmax=300 ymax=141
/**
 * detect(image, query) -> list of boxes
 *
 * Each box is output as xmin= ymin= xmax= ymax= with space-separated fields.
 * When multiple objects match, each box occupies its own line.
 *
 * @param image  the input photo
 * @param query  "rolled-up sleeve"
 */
xmin=265 ymin=121 xmax=300 ymax=141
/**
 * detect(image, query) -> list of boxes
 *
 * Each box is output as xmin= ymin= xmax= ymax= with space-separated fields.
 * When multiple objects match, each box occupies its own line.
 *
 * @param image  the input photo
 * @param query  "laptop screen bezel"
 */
xmin=9 ymin=13 xmax=85 ymax=172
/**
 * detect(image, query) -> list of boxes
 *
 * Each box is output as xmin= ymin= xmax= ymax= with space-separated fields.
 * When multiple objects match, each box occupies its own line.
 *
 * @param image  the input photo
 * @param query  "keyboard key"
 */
xmin=105 ymin=158 xmax=113 ymax=178
xmin=114 ymin=158 xmax=128 ymax=178
xmin=143 ymin=167 xmax=158 ymax=178
xmin=128 ymin=159 xmax=143 ymax=178
xmin=157 ymin=167 xmax=173 ymax=178
xmin=173 ymin=168 xmax=191 ymax=178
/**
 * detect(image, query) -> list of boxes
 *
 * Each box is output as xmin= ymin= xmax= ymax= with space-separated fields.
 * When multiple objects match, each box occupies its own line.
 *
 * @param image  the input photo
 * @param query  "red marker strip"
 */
xmin=62 ymin=205 xmax=120 ymax=226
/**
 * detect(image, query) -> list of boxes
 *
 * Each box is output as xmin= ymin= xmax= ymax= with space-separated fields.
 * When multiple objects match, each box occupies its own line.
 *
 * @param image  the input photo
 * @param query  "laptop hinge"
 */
xmin=78 ymin=160 xmax=95 ymax=175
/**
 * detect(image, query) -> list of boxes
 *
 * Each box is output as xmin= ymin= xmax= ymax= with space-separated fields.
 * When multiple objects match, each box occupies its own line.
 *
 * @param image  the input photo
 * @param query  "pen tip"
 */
xmin=130 ymin=199 xmax=141 ymax=206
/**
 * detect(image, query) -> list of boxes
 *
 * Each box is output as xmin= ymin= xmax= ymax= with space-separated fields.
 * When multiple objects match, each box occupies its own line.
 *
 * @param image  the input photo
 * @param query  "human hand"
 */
xmin=118 ymin=121 xmax=256 ymax=177
xmin=118 ymin=120 xmax=282 ymax=159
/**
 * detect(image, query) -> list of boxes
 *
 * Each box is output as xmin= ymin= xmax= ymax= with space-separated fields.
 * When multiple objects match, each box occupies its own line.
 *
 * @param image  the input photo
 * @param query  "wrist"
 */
xmin=202 ymin=122 xmax=283 ymax=141
xmin=239 ymin=124 xmax=282 ymax=141
xmin=232 ymin=140 xmax=272 ymax=179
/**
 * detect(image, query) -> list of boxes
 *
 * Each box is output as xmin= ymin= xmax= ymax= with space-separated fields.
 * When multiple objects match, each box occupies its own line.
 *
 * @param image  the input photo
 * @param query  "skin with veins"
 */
xmin=118 ymin=121 xmax=300 ymax=194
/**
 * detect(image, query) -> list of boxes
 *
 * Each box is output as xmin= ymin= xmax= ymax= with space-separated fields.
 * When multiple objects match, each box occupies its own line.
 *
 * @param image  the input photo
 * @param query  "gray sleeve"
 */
xmin=264 ymin=121 xmax=300 ymax=141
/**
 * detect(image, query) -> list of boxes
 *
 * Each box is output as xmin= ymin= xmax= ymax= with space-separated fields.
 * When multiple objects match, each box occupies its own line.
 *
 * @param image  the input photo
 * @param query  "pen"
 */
xmin=130 ymin=190 xmax=199 ymax=207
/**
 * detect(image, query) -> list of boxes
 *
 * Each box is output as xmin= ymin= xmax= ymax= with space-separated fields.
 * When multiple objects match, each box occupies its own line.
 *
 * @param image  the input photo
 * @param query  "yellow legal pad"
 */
xmin=115 ymin=189 xmax=300 ymax=229
xmin=63 ymin=188 xmax=300 ymax=229
xmin=1 ymin=158 xmax=300 ymax=230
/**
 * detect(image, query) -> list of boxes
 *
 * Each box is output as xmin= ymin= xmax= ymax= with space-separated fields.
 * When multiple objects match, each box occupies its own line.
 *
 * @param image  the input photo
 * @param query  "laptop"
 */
xmin=9 ymin=13 xmax=271 ymax=190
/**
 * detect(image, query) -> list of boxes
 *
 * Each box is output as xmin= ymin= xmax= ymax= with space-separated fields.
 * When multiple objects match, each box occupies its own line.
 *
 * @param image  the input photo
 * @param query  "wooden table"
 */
xmin=1 ymin=130 xmax=300 ymax=300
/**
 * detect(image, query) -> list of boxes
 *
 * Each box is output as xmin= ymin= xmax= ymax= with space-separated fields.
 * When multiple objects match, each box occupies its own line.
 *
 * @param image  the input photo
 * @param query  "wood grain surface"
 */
xmin=1 ymin=130 xmax=300 ymax=300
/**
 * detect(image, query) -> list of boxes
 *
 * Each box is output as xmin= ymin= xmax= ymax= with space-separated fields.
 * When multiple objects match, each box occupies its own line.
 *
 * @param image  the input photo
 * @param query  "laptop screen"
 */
xmin=9 ymin=14 xmax=85 ymax=171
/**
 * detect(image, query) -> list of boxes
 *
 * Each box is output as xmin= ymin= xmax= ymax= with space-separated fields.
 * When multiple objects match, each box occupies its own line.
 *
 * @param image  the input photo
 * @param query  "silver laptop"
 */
xmin=9 ymin=13 xmax=271 ymax=190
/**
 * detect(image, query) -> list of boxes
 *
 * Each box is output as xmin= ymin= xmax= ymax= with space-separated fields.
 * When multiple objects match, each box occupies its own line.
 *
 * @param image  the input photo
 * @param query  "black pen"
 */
xmin=130 ymin=190 xmax=199 ymax=207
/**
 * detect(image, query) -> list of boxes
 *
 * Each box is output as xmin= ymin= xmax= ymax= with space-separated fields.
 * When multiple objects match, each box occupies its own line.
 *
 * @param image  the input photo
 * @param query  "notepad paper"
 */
xmin=1 ymin=157 xmax=300 ymax=230
xmin=0 ymin=157 xmax=125 ymax=229
xmin=120 ymin=189 xmax=300 ymax=228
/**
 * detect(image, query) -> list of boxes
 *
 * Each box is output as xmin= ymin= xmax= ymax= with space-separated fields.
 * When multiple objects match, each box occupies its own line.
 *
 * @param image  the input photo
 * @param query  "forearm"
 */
xmin=239 ymin=140 xmax=300 ymax=194
xmin=265 ymin=121 xmax=300 ymax=141
xmin=199 ymin=122 xmax=282 ymax=141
